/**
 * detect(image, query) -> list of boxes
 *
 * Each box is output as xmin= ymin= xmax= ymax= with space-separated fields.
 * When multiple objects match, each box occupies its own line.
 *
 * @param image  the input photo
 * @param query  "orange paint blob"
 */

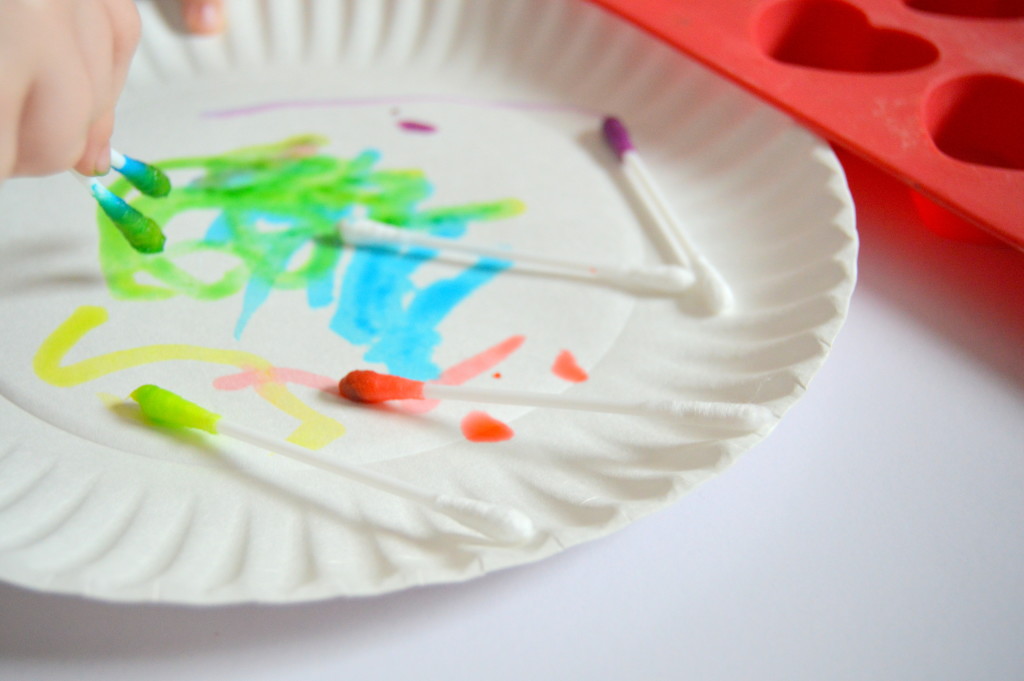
xmin=552 ymin=350 xmax=588 ymax=382
xmin=461 ymin=411 xmax=514 ymax=442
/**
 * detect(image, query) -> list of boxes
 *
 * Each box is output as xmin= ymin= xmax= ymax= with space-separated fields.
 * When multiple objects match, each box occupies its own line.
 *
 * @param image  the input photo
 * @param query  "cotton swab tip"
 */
xmin=131 ymin=384 xmax=222 ymax=434
xmin=128 ymin=384 xmax=535 ymax=544
xmin=654 ymin=398 xmax=774 ymax=431
xmin=110 ymin=148 xmax=172 ymax=198
xmin=601 ymin=116 xmax=635 ymax=161
xmin=433 ymin=495 xmax=537 ymax=544
xmin=338 ymin=370 xmax=426 ymax=403
xmin=694 ymin=260 xmax=736 ymax=314
xmin=86 ymin=179 xmax=167 ymax=253
xmin=623 ymin=264 xmax=696 ymax=293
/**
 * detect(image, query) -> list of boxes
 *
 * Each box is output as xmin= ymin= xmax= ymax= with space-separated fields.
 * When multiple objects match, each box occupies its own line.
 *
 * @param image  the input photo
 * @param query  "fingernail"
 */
xmin=92 ymin=144 xmax=111 ymax=176
xmin=186 ymin=1 xmax=222 ymax=34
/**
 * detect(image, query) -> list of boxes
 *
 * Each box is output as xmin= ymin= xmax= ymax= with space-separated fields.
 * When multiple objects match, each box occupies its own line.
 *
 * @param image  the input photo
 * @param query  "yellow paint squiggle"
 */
xmin=33 ymin=306 xmax=346 ymax=449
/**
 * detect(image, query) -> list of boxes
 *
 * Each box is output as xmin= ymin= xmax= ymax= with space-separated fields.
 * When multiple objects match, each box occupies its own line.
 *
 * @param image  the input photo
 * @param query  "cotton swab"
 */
xmin=601 ymin=117 xmax=734 ymax=314
xmin=74 ymin=148 xmax=171 ymax=253
xmin=338 ymin=370 xmax=773 ymax=432
xmin=129 ymin=384 xmax=536 ymax=544
xmin=74 ymin=174 xmax=167 ymax=253
xmin=109 ymin=148 xmax=172 ymax=198
xmin=338 ymin=217 xmax=695 ymax=295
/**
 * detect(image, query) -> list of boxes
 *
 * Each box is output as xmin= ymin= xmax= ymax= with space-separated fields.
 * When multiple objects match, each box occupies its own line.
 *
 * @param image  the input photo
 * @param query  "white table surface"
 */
xmin=1 ymin=152 xmax=1022 ymax=681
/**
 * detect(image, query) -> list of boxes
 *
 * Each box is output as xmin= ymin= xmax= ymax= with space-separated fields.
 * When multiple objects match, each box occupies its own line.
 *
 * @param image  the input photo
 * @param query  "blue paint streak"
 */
xmin=223 ymin=211 xmax=328 ymax=338
xmin=306 ymin=268 xmax=335 ymax=309
xmin=187 ymin=159 xmax=518 ymax=376
xmin=330 ymin=245 xmax=421 ymax=346
xmin=330 ymin=248 xmax=510 ymax=380
xmin=234 ymin=276 xmax=274 ymax=338
xmin=203 ymin=213 xmax=233 ymax=244
xmin=426 ymin=219 xmax=467 ymax=239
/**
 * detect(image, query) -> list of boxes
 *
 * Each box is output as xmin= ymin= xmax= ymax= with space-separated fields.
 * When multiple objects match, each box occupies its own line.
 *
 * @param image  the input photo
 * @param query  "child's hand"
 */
xmin=180 ymin=0 xmax=225 ymax=35
xmin=0 ymin=0 xmax=140 ymax=182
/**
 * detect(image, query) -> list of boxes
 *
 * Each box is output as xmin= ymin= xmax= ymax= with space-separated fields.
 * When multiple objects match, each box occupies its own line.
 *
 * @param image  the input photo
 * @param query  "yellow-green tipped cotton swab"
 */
xmin=129 ymin=385 xmax=536 ymax=544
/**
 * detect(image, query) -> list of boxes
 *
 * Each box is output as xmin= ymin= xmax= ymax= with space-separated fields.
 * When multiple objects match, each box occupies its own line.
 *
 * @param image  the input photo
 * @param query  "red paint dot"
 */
xmin=492 ymin=372 xmax=502 ymax=379
xmin=461 ymin=411 xmax=514 ymax=442
xmin=552 ymin=350 xmax=588 ymax=382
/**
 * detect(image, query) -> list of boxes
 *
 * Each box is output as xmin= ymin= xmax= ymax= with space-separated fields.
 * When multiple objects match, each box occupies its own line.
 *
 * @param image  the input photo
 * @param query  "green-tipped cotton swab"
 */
xmin=129 ymin=385 xmax=536 ymax=545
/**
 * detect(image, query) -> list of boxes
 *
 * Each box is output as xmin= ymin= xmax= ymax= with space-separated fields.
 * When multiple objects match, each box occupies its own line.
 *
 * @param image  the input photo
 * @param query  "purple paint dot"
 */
xmin=398 ymin=120 xmax=437 ymax=134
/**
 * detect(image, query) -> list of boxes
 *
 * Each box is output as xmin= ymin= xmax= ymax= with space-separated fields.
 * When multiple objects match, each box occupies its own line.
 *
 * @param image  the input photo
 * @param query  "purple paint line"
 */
xmin=203 ymin=95 xmax=601 ymax=119
xmin=398 ymin=119 xmax=437 ymax=134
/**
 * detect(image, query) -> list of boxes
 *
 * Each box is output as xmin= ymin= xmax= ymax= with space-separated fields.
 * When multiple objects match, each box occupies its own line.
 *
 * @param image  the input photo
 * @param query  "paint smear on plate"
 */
xmin=461 ymin=411 xmax=514 ymax=442
xmin=211 ymin=334 xmax=527 ymax=415
xmin=93 ymin=135 xmax=524 ymax=380
xmin=33 ymin=306 xmax=346 ymax=449
xmin=398 ymin=120 xmax=437 ymax=134
xmin=552 ymin=350 xmax=588 ymax=382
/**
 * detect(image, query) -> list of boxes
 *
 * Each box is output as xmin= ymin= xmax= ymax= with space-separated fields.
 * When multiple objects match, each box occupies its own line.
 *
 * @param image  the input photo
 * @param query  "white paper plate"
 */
xmin=0 ymin=0 xmax=856 ymax=603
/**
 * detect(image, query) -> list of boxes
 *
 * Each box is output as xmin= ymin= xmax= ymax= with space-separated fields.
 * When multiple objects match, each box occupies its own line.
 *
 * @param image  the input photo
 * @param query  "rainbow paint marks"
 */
xmin=32 ymin=305 xmax=530 ymax=448
xmin=95 ymin=135 xmax=524 ymax=379
xmin=33 ymin=306 xmax=346 ymax=449
xmin=552 ymin=350 xmax=588 ymax=382
xmin=211 ymin=334 xmax=527 ymax=416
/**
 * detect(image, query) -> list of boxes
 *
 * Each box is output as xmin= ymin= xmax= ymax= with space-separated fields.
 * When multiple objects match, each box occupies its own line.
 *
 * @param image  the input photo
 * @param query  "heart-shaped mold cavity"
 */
xmin=905 ymin=0 xmax=1024 ymax=18
xmin=925 ymin=74 xmax=1024 ymax=170
xmin=755 ymin=0 xmax=939 ymax=72
xmin=910 ymin=191 xmax=1008 ymax=246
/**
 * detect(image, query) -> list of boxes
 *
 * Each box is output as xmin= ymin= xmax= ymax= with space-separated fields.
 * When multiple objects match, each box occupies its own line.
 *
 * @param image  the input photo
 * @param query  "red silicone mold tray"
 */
xmin=587 ymin=0 xmax=1024 ymax=248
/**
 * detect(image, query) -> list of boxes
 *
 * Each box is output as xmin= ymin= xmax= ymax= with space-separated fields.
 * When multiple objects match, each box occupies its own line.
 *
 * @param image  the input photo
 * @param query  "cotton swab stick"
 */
xmin=601 ymin=117 xmax=734 ymax=314
xmin=338 ymin=217 xmax=695 ymax=295
xmin=338 ymin=370 xmax=773 ymax=432
xmin=129 ymin=384 xmax=536 ymax=544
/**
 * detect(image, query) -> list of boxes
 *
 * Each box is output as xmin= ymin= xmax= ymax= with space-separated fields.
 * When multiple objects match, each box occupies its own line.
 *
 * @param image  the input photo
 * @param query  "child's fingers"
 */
xmin=0 ymin=93 xmax=24 ymax=181
xmin=104 ymin=0 xmax=141 ymax=91
xmin=181 ymin=0 xmax=225 ymax=34
xmin=3 ymin=0 xmax=140 ymax=179
xmin=73 ymin=111 xmax=115 ymax=177
xmin=0 ymin=61 xmax=30 ymax=180
xmin=0 ymin=4 xmax=38 ymax=180
xmin=71 ymin=0 xmax=117 ymax=123
xmin=13 ymin=46 xmax=94 ymax=177
xmin=72 ymin=0 xmax=140 ymax=176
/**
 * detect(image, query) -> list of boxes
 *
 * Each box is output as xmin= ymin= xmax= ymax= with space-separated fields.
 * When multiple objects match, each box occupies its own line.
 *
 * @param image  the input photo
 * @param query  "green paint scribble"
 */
xmin=95 ymin=135 xmax=524 ymax=378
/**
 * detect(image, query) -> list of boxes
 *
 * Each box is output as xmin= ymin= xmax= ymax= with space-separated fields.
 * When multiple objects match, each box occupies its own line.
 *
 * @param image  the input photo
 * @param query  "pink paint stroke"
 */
xmin=213 ymin=367 xmax=336 ymax=393
xmin=552 ymin=349 xmax=589 ymax=383
xmin=212 ymin=335 xmax=527 ymax=414
xmin=439 ymin=335 xmax=525 ymax=385
xmin=398 ymin=119 xmax=437 ymax=134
